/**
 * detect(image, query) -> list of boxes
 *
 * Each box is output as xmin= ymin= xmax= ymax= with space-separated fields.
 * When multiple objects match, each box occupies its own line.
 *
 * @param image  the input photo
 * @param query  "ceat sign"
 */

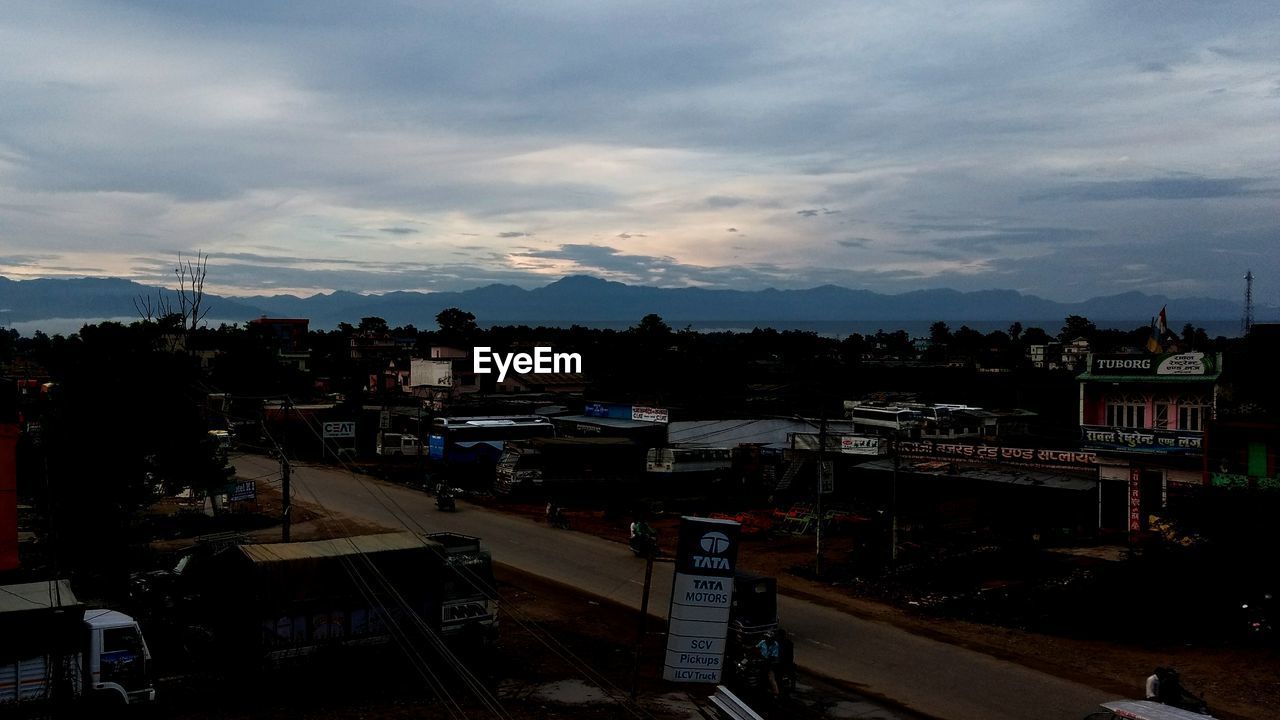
xmin=322 ymin=421 xmax=356 ymax=439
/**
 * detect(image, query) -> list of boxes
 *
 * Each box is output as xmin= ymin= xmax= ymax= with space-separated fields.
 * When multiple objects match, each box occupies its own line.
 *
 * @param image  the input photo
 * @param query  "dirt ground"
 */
xmin=152 ymin=563 xmax=900 ymax=720
xmin=143 ymin=490 xmax=908 ymax=720
xmin=484 ymin=500 xmax=1280 ymax=720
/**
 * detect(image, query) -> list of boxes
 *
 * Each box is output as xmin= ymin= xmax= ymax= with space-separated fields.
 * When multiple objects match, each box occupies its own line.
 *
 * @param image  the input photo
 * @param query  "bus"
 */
xmin=844 ymin=404 xmax=923 ymax=436
xmin=645 ymin=446 xmax=732 ymax=477
xmin=428 ymin=416 xmax=556 ymax=464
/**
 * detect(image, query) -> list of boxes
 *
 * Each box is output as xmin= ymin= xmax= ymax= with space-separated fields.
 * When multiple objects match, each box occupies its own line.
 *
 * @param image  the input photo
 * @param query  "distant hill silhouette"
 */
xmin=0 ymin=274 xmax=1265 ymax=330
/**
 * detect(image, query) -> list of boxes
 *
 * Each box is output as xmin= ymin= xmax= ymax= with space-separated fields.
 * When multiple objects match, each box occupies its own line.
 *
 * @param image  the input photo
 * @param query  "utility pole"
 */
xmin=816 ymin=411 xmax=827 ymax=576
xmin=630 ymin=545 xmax=655 ymax=700
xmin=890 ymin=435 xmax=899 ymax=564
xmin=1243 ymin=269 xmax=1255 ymax=335
xmin=281 ymin=398 xmax=292 ymax=542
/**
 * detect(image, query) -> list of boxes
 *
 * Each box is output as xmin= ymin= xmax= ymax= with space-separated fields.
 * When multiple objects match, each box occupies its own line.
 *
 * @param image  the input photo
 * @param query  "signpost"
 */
xmin=663 ymin=517 xmax=740 ymax=684
xmin=229 ymin=480 xmax=257 ymax=503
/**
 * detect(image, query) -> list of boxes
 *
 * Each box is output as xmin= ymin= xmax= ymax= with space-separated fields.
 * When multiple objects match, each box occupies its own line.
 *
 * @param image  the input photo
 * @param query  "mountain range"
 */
xmin=0 ymin=274 xmax=1266 ymax=331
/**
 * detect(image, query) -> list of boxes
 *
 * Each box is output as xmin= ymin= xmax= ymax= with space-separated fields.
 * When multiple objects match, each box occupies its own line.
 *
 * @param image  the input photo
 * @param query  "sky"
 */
xmin=0 ymin=1 xmax=1277 ymax=302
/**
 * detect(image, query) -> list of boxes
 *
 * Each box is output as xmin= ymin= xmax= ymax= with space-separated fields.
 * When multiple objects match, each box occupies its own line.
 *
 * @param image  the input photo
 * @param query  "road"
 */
xmin=235 ymin=454 xmax=1115 ymax=719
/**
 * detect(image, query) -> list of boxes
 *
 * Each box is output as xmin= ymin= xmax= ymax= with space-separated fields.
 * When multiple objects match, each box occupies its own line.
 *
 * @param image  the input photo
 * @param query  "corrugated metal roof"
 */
xmin=237 ymin=532 xmax=435 ymax=564
xmin=553 ymin=414 xmax=662 ymax=429
xmin=0 ymin=580 xmax=79 ymax=614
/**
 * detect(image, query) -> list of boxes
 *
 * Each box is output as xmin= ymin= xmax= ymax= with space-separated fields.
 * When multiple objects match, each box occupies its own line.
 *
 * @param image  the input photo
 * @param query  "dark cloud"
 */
xmin=796 ymin=208 xmax=838 ymax=217
xmin=205 ymin=251 xmax=369 ymax=266
xmin=379 ymin=227 xmax=418 ymax=235
xmin=0 ymin=254 xmax=58 ymax=266
xmin=704 ymin=195 xmax=748 ymax=208
xmin=933 ymin=227 xmax=1095 ymax=251
xmin=1023 ymin=177 xmax=1274 ymax=202
xmin=836 ymin=238 xmax=872 ymax=248
xmin=498 ymin=231 xmax=534 ymax=238
xmin=726 ymin=228 xmax=738 ymax=233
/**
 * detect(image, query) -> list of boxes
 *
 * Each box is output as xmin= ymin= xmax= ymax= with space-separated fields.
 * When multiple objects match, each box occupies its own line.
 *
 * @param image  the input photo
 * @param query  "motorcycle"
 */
xmin=436 ymin=494 xmax=456 ymax=512
xmin=629 ymin=533 xmax=660 ymax=558
xmin=548 ymin=508 xmax=569 ymax=529
xmin=1242 ymin=593 xmax=1274 ymax=644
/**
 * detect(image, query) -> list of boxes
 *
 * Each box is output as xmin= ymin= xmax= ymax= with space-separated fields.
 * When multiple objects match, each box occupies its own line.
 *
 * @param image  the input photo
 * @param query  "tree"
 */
xmin=174 ymin=251 xmax=211 ymax=333
xmin=632 ymin=313 xmax=671 ymax=336
xmin=358 ymin=316 xmax=390 ymax=335
xmin=1008 ymin=321 xmax=1023 ymax=342
xmin=929 ymin=321 xmax=952 ymax=347
xmin=1059 ymin=315 xmax=1097 ymax=342
xmin=435 ymin=308 xmax=477 ymax=337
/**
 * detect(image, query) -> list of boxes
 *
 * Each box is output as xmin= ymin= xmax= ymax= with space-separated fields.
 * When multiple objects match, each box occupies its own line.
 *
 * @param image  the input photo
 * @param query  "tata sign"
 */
xmin=663 ymin=517 xmax=740 ymax=684
xmin=322 ymin=421 xmax=356 ymax=439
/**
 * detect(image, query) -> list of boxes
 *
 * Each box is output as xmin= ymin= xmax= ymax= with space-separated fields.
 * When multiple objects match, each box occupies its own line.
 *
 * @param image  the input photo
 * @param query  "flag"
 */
xmin=1157 ymin=305 xmax=1168 ymax=337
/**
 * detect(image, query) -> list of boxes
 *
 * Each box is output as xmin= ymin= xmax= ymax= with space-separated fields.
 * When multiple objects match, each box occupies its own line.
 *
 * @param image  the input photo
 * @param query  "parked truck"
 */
xmin=376 ymin=431 xmax=422 ymax=457
xmin=140 ymin=531 xmax=497 ymax=669
xmin=0 ymin=580 xmax=156 ymax=708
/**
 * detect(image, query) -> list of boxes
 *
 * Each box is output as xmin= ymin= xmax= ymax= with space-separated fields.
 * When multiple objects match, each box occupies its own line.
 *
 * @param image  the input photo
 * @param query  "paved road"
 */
xmin=235 ymin=455 xmax=1115 ymax=719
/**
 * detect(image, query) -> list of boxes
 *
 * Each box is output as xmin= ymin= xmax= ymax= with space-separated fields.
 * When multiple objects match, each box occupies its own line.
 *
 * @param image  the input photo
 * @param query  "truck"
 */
xmin=141 ymin=531 xmax=497 ymax=669
xmin=376 ymin=431 xmax=422 ymax=457
xmin=0 ymin=580 xmax=156 ymax=707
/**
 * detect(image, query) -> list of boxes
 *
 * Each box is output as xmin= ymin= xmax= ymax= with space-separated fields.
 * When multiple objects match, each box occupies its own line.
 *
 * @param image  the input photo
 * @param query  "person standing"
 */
xmin=756 ymin=632 xmax=781 ymax=698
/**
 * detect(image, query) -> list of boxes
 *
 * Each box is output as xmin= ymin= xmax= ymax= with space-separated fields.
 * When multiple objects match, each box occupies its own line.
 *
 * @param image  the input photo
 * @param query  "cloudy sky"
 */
xmin=1 ymin=1 xmax=1276 ymax=301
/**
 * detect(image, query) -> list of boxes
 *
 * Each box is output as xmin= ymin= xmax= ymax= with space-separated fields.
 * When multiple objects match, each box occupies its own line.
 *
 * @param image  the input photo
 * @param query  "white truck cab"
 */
xmin=84 ymin=609 xmax=156 ymax=705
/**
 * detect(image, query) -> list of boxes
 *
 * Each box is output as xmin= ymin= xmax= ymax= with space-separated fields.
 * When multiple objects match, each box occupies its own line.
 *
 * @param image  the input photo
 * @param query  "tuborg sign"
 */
xmin=664 ymin=517 xmax=741 ymax=684
xmin=1088 ymin=352 xmax=1217 ymax=377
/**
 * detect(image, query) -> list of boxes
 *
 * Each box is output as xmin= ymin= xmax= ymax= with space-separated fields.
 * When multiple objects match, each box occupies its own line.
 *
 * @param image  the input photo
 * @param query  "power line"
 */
xmin=282 ymin=401 xmax=657 ymax=720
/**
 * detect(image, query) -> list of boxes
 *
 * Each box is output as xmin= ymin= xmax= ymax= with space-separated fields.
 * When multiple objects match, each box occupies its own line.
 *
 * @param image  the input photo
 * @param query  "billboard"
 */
xmin=410 ymin=358 xmax=454 ymax=388
xmin=1088 ymin=352 xmax=1219 ymax=377
xmin=663 ymin=517 xmax=740 ymax=684
xmin=897 ymin=440 xmax=1099 ymax=468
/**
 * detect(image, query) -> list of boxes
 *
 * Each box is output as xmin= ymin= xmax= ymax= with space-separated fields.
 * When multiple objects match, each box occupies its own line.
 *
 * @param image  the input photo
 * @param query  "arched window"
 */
xmin=1177 ymin=396 xmax=1208 ymax=431
xmin=1105 ymin=394 xmax=1147 ymax=428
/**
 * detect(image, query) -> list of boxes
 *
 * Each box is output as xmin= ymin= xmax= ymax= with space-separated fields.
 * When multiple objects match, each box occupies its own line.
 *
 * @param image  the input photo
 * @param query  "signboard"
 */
xmin=632 ymin=406 xmax=669 ymax=424
xmin=428 ymin=434 xmax=445 ymax=460
xmin=819 ymin=461 xmax=834 ymax=494
xmin=1080 ymin=425 xmax=1202 ymax=455
xmin=897 ymin=440 xmax=1099 ymax=468
xmin=585 ymin=402 xmax=632 ymax=420
xmin=229 ymin=480 xmax=257 ymax=503
xmin=1089 ymin=352 xmax=1218 ymax=377
xmin=664 ymin=517 xmax=740 ymax=684
xmin=790 ymin=433 xmax=886 ymax=455
xmin=322 ymin=421 xmax=356 ymax=439
xmin=409 ymin=358 xmax=454 ymax=388
xmin=379 ymin=410 xmax=391 ymax=430
xmin=1128 ymin=468 xmax=1142 ymax=535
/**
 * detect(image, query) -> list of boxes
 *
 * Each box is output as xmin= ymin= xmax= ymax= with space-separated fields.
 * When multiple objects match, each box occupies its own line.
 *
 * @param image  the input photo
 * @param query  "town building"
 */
xmin=1077 ymin=351 xmax=1222 ymax=534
